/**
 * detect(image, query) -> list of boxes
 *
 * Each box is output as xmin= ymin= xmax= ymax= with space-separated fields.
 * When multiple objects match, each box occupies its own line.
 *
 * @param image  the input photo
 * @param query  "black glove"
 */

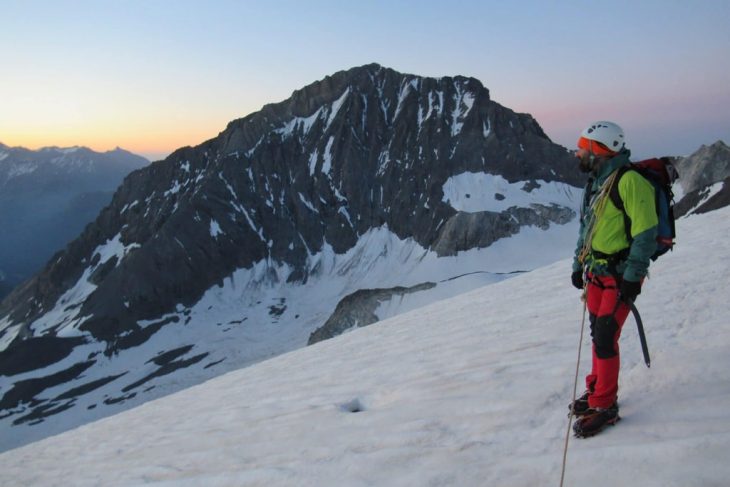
xmin=571 ymin=271 xmax=584 ymax=290
xmin=619 ymin=279 xmax=641 ymax=302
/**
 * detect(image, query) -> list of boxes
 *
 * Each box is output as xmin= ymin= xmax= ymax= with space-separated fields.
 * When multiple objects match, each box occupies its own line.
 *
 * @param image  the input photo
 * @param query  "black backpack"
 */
xmin=608 ymin=157 xmax=679 ymax=261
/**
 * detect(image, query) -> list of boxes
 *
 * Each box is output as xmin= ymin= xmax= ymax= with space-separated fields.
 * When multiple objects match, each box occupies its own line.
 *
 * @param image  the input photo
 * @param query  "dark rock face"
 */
xmin=675 ymin=140 xmax=730 ymax=194
xmin=670 ymin=140 xmax=730 ymax=217
xmin=675 ymin=175 xmax=730 ymax=217
xmin=0 ymin=336 xmax=87 ymax=376
xmin=0 ymin=64 xmax=582 ymax=442
xmin=431 ymin=203 xmax=575 ymax=256
xmin=308 ymin=282 xmax=437 ymax=344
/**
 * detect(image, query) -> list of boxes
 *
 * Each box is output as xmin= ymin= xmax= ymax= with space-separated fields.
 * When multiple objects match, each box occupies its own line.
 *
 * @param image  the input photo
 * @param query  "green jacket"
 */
xmin=572 ymin=151 xmax=658 ymax=282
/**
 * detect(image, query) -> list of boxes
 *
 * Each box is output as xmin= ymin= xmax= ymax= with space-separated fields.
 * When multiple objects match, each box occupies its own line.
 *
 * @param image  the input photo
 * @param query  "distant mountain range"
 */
xmin=0 ymin=144 xmax=149 ymax=299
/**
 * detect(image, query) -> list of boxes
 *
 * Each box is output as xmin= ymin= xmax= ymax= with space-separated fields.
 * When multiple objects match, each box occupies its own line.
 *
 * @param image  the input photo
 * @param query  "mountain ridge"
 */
xmin=0 ymin=144 xmax=148 ymax=300
xmin=0 ymin=63 xmax=581 ymax=344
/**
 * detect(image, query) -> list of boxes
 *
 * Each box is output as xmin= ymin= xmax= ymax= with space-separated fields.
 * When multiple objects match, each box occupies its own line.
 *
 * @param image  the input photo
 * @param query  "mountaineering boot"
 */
xmin=568 ymin=391 xmax=591 ymax=416
xmin=573 ymin=403 xmax=620 ymax=438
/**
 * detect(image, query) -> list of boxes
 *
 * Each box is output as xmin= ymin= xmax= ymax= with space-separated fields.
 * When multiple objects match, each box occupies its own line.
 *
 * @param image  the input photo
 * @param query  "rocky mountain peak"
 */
xmin=673 ymin=140 xmax=730 ymax=217
xmin=1 ymin=63 xmax=582 ymax=345
xmin=675 ymin=139 xmax=730 ymax=194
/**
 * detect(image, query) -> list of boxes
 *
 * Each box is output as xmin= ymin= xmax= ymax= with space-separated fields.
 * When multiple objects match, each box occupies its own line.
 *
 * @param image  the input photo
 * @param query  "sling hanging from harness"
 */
xmin=628 ymin=300 xmax=651 ymax=368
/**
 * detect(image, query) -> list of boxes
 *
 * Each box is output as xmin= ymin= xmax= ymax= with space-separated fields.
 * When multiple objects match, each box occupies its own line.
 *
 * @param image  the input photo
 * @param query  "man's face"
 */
xmin=575 ymin=148 xmax=595 ymax=173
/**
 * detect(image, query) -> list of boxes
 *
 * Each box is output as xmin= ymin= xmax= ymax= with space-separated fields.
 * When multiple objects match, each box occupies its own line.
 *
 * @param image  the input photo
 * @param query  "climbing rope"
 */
xmin=578 ymin=171 xmax=620 ymax=266
xmin=559 ymin=284 xmax=589 ymax=487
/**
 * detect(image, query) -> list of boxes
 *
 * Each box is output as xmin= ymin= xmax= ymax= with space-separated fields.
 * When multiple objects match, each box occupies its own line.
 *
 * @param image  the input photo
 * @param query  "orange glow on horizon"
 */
xmin=0 ymin=91 xmax=262 ymax=161
xmin=1 ymin=122 xmax=227 ymax=161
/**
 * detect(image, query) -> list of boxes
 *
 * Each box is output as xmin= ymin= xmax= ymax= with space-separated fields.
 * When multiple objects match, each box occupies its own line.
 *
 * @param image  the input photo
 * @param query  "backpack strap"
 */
xmin=608 ymin=165 xmax=634 ymax=243
xmin=580 ymin=177 xmax=595 ymax=220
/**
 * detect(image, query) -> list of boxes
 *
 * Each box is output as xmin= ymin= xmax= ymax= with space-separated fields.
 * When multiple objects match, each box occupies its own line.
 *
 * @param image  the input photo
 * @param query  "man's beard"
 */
xmin=577 ymin=155 xmax=594 ymax=173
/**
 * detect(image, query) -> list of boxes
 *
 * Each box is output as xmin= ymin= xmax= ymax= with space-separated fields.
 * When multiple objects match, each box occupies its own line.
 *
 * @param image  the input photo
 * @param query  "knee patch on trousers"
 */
xmin=592 ymin=315 xmax=619 ymax=358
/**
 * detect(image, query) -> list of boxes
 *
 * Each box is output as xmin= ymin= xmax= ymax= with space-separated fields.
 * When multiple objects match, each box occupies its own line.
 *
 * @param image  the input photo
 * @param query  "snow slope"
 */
xmin=0 ymin=215 xmax=579 ymax=454
xmin=0 ymin=207 xmax=728 ymax=486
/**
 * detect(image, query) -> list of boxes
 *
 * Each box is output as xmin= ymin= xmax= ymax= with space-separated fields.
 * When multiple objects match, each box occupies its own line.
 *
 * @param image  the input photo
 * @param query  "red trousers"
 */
xmin=585 ymin=274 xmax=633 ymax=409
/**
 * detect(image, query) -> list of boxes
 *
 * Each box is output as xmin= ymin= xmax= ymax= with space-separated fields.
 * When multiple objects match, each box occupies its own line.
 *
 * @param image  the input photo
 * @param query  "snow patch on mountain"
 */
xmin=442 ymin=172 xmax=581 ymax=213
xmin=679 ymin=181 xmax=724 ymax=216
xmin=451 ymin=85 xmax=475 ymax=137
xmin=0 ymin=234 xmax=141 ymax=350
xmin=209 ymin=219 xmax=223 ymax=238
xmin=6 ymin=162 xmax=38 ymax=178
xmin=483 ymin=118 xmax=492 ymax=138
xmin=276 ymin=108 xmax=324 ymax=142
xmin=119 ymin=200 xmax=139 ymax=214
xmin=325 ymin=88 xmax=350 ymax=130
xmin=93 ymin=234 xmax=140 ymax=268
xmin=395 ymin=79 xmax=418 ymax=120
xmin=322 ymin=136 xmax=335 ymax=174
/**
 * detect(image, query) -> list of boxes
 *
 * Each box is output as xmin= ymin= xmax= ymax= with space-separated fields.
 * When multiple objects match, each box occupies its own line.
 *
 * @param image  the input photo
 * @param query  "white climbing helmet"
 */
xmin=580 ymin=121 xmax=625 ymax=153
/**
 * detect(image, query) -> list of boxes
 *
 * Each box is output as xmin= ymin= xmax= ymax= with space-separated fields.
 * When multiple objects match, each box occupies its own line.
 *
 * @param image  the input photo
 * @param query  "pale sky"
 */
xmin=1 ymin=0 xmax=728 ymax=161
